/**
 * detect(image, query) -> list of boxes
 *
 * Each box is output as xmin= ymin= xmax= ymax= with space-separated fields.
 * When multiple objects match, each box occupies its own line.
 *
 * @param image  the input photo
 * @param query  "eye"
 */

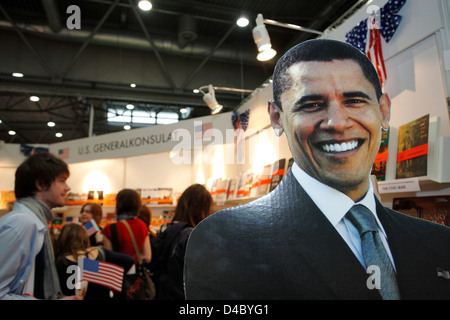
xmin=344 ymin=98 xmax=365 ymax=104
xmin=296 ymin=102 xmax=325 ymax=112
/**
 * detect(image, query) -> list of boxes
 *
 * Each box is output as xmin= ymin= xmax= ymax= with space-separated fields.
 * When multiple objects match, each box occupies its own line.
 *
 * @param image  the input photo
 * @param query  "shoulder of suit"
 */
xmin=197 ymin=170 xmax=302 ymax=228
xmin=386 ymin=206 xmax=450 ymax=239
xmin=215 ymin=192 xmax=276 ymax=218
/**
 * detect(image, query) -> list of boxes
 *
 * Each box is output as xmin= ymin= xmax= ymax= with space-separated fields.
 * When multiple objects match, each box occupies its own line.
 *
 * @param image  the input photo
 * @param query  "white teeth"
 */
xmin=322 ymin=140 xmax=358 ymax=153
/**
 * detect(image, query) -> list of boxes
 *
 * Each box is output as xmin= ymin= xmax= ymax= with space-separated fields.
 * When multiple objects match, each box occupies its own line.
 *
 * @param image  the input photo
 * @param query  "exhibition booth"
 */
xmin=1 ymin=0 xmax=450 ymax=228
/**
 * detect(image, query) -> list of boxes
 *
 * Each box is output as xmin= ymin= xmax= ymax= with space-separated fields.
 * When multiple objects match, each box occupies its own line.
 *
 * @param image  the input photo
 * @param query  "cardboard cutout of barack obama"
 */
xmin=184 ymin=39 xmax=450 ymax=300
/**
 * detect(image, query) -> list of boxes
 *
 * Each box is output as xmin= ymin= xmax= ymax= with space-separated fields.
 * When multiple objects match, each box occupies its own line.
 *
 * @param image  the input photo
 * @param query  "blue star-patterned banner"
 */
xmin=346 ymin=0 xmax=407 ymax=53
xmin=232 ymin=109 xmax=250 ymax=131
xmin=20 ymin=144 xmax=49 ymax=157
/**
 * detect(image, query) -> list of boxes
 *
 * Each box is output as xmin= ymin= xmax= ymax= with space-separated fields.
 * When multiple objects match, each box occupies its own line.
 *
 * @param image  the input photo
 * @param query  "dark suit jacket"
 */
xmin=184 ymin=170 xmax=450 ymax=300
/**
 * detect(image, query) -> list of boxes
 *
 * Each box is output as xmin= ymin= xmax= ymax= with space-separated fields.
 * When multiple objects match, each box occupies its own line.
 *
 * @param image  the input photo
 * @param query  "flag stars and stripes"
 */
xmin=80 ymin=258 xmax=124 ymax=292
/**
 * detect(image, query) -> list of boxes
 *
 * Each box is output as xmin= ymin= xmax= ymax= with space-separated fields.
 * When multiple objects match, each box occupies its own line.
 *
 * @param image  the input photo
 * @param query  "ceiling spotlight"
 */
xmin=236 ymin=17 xmax=249 ymax=27
xmin=8 ymin=130 xmax=16 ymax=135
xmin=197 ymin=85 xmax=253 ymax=115
xmin=193 ymin=89 xmax=200 ymax=94
xmin=30 ymin=96 xmax=40 ymax=102
xmin=138 ymin=0 xmax=152 ymax=11
xmin=55 ymin=132 xmax=63 ymax=138
xmin=12 ymin=72 xmax=24 ymax=78
xmin=126 ymin=104 xmax=135 ymax=110
xmin=130 ymin=83 xmax=136 ymax=88
xmin=180 ymin=107 xmax=188 ymax=114
xmin=124 ymin=124 xmax=131 ymax=130
xmin=257 ymin=48 xmax=277 ymax=61
xmin=252 ymin=13 xmax=323 ymax=62
xmin=201 ymin=84 xmax=223 ymax=115
xmin=252 ymin=14 xmax=276 ymax=61
xmin=47 ymin=121 xmax=56 ymax=127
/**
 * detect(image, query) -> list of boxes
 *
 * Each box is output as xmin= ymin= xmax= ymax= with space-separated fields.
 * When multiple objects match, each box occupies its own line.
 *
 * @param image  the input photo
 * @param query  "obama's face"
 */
xmin=269 ymin=59 xmax=390 ymax=201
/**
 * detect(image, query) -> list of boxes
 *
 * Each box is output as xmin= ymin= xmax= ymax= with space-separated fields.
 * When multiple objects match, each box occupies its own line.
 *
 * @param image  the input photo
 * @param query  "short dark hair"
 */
xmin=115 ymin=188 xmax=141 ymax=217
xmin=15 ymin=152 xmax=70 ymax=199
xmin=273 ymin=39 xmax=382 ymax=110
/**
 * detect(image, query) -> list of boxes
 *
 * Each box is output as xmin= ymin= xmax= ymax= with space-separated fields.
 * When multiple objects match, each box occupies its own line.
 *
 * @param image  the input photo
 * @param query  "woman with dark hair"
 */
xmin=101 ymin=189 xmax=151 ymax=264
xmin=151 ymin=184 xmax=213 ymax=300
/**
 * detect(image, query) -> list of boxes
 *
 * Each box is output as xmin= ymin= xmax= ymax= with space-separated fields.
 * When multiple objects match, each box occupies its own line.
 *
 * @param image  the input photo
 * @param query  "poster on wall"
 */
xmin=396 ymin=114 xmax=429 ymax=179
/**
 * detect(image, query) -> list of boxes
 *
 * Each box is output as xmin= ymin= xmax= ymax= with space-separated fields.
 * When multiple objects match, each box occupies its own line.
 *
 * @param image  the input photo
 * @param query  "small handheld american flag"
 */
xmin=83 ymin=219 xmax=100 ymax=237
xmin=78 ymin=257 xmax=124 ymax=292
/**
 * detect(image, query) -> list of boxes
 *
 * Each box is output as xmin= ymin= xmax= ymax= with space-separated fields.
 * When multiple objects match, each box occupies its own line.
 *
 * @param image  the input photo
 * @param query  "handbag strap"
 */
xmin=110 ymin=223 xmax=119 ymax=252
xmin=120 ymin=220 xmax=142 ymax=264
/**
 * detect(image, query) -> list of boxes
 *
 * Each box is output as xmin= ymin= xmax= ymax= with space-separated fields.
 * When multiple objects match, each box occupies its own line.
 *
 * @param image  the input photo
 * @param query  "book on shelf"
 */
xmin=236 ymin=171 xmax=253 ymax=198
xmin=215 ymin=179 xmax=229 ymax=205
xmin=396 ymin=114 xmax=429 ymax=179
xmin=141 ymin=188 xmax=159 ymax=200
xmin=392 ymin=195 xmax=449 ymax=227
xmin=250 ymin=174 xmax=259 ymax=198
xmin=227 ymin=178 xmax=237 ymax=200
xmin=249 ymin=166 xmax=271 ymax=198
xmin=257 ymin=164 xmax=272 ymax=196
xmin=0 ymin=190 xmax=15 ymax=209
xmin=371 ymin=128 xmax=389 ymax=181
xmin=103 ymin=194 xmax=117 ymax=206
xmin=269 ymin=159 xmax=286 ymax=192
xmin=140 ymin=187 xmax=173 ymax=205
xmin=208 ymin=178 xmax=219 ymax=199
xmin=87 ymin=190 xmax=103 ymax=200
xmin=53 ymin=211 xmax=65 ymax=229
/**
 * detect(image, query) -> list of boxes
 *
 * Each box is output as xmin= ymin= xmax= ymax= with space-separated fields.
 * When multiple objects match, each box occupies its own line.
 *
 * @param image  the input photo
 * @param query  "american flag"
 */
xmin=58 ymin=147 xmax=69 ymax=159
xmin=202 ymin=122 xmax=213 ymax=138
xmin=194 ymin=122 xmax=203 ymax=140
xmin=83 ymin=219 xmax=100 ymax=236
xmin=79 ymin=258 xmax=124 ymax=292
xmin=367 ymin=26 xmax=387 ymax=89
xmin=194 ymin=121 xmax=214 ymax=139
xmin=345 ymin=0 xmax=407 ymax=88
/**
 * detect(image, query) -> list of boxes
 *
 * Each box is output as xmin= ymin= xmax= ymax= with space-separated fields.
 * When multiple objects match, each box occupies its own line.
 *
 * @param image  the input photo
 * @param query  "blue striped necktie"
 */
xmin=346 ymin=205 xmax=401 ymax=300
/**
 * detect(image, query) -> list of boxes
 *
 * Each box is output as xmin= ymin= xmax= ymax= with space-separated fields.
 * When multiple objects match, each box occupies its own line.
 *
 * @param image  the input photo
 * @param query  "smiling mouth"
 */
xmin=318 ymin=139 xmax=363 ymax=153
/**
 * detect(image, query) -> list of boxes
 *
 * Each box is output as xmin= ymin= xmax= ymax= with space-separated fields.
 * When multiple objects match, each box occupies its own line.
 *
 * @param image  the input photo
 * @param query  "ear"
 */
xmin=268 ymin=101 xmax=284 ymax=136
xmin=35 ymin=179 xmax=45 ymax=192
xmin=379 ymin=93 xmax=391 ymax=130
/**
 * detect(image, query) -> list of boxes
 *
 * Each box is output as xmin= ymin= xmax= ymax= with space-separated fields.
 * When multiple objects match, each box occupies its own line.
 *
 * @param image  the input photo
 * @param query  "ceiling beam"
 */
xmin=181 ymin=23 xmax=237 ymax=89
xmin=61 ymin=0 xmax=121 ymax=80
xmin=127 ymin=0 xmax=176 ymax=89
xmin=0 ymin=77 xmax=245 ymax=109
xmin=0 ymin=4 xmax=54 ymax=78
xmin=41 ymin=0 xmax=62 ymax=33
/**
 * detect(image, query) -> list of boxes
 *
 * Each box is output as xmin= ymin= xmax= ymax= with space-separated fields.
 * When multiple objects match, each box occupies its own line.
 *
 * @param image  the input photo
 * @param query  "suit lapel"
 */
xmin=275 ymin=171 xmax=381 ymax=299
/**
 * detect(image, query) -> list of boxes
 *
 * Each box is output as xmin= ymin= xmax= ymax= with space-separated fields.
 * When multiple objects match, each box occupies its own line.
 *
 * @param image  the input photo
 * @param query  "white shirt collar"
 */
xmin=291 ymin=162 xmax=387 ymax=237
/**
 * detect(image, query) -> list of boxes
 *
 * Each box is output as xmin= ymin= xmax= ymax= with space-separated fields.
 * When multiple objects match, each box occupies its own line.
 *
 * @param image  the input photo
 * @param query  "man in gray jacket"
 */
xmin=0 ymin=152 xmax=79 ymax=300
